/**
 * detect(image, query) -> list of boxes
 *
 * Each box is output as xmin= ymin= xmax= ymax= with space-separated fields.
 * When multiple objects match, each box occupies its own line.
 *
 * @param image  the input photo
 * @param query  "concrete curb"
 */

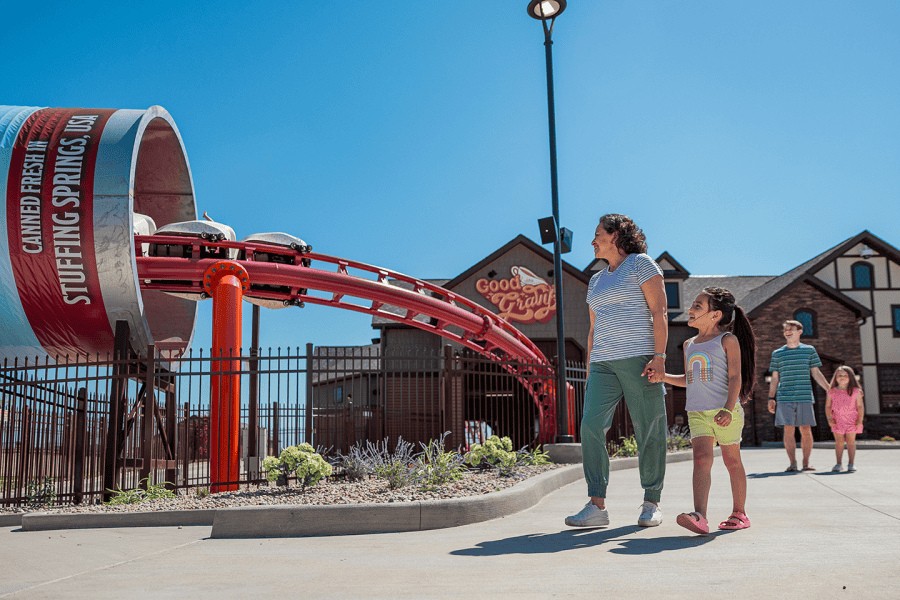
xmin=4 ymin=449 xmax=704 ymax=534
xmin=20 ymin=509 xmax=216 ymax=532
xmin=0 ymin=513 xmax=24 ymax=528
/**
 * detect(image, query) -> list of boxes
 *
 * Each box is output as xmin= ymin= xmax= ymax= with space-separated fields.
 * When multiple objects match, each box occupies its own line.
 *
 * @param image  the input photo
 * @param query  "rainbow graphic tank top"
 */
xmin=684 ymin=333 xmax=730 ymax=411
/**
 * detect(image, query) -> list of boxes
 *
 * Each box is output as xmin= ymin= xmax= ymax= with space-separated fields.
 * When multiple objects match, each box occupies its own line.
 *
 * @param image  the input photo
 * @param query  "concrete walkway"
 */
xmin=1 ymin=447 xmax=898 ymax=599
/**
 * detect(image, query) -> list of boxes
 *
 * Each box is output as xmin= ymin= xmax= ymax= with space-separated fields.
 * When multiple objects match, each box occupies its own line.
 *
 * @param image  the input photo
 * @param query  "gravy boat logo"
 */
xmin=475 ymin=266 xmax=556 ymax=324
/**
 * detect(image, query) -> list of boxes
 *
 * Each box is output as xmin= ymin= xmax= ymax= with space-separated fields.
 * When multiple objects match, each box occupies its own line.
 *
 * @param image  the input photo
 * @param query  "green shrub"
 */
xmin=881 ymin=435 xmax=896 ymax=442
xmin=334 ymin=442 xmax=373 ymax=481
xmin=612 ymin=435 xmax=639 ymax=457
xmin=667 ymin=425 xmax=692 ymax=452
xmin=365 ymin=438 xmax=420 ymax=490
xmin=105 ymin=479 xmax=175 ymax=505
xmin=262 ymin=443 xmax=333 ymax=488
xmin=416 ymin=432 xmax=466 ymax=486
xmin=26 ymin=477 xmax=57 ymax=509
xmin=517 ymin=445 xmax=553 ymax=466
xmin=465 ymin=435 xmax=518 ymax=476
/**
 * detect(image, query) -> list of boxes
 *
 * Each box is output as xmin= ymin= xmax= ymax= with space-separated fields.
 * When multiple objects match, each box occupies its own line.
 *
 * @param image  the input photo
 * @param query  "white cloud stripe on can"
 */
xmin=0 ymin=105 xmax=48 ymax=364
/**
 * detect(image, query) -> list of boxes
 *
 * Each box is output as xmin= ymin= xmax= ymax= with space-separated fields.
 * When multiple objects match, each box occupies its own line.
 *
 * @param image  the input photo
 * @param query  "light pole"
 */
xmin=528 ymin=0 xmax=573 ymax=443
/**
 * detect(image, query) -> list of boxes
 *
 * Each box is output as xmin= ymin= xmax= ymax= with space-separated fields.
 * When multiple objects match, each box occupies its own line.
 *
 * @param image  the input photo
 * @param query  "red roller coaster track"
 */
xmin=134 ymin=235 xmax=559 ymax=445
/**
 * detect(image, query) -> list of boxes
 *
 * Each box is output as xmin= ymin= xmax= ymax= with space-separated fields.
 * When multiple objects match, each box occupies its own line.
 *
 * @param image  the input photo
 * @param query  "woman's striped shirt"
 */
xmin=587 ymin=253 xmax=662 ymax=363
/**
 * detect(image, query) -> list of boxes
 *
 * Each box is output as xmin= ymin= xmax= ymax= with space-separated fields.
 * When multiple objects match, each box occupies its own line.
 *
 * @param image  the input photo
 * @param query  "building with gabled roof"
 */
xmin=661 ymin=230 xmax=897 ymax=442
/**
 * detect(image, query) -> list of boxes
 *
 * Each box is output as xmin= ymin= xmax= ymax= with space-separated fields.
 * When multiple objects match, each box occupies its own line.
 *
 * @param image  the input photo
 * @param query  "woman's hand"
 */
xmin=642 ymin=356 xmax=665 ymax=383
xmin=714 ymin=409 xmax=732 ymax=427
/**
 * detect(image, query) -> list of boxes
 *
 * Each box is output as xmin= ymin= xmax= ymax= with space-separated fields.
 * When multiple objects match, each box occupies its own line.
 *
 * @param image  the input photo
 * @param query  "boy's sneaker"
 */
xmin=638 ymin=501 xmax=662 ymax=527
xmin=847 ymin=463 xmax=856 ymax=472
xmin=831 ymin=464 xmax=842 ymax=472
xmin=565 ymin=502 xmax=609 ymax=527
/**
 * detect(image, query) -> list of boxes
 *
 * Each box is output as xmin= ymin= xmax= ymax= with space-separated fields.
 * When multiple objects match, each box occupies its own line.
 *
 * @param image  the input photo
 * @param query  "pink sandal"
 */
xmin=718 ymin=512 xmax=751 ymax=530
xmin=676 ymin=512 xmax=709 ymax=534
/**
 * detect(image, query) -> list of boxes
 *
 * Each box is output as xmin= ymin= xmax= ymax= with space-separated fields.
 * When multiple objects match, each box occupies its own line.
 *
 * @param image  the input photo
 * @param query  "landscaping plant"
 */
xmin=612 ymin=435 xmax=639 ymax=457
xmin=364 ymin=437 xmax=421 ymax=490
xmin=415 ymin=432 xmax=466 ymax=486
xmin=25 ymin=476 xmax=57 ymax=509
xmin=105 ymin=478 xmax=175 ymax=505
xmin=262 ymin=443 xmax=333 ymax=489
xmin=666 ymin=425 xmax=692 ymax=452
xmin=333 ymin=442 xmax=373 ymax=481
xmin=516 ymin=444 xmax=552 ymax=466
xmin=465 ymin=435 xmax=518 ymax=476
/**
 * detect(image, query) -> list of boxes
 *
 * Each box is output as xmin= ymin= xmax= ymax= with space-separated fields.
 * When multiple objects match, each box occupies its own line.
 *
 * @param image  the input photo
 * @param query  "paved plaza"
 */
xmin=1 ymin=447 xmax=898 ymax=599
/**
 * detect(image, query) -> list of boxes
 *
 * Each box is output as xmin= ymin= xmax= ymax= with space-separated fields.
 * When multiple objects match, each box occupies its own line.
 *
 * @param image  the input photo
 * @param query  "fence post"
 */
xmin=248 ymin=305 xmax=260 ymax=472
xmin=165 ymin=384 xmax=177 ymax=490
xmin=343 ymin=401 xmax=352 ymax=454
xmin=103 ymin=320 xmax=131 ymax=501
xmin=140 ymin=345 xmax=156 ymax=489
xmin=182 ymin=402 xmax=190 ymax=487
xmin=18 ymin=406 xmax=33 ymax=503
xmin=272 ymin=402 xmax=280 ymax=457
xmin=73 ymin=388 xmax=87 ymax=504
xmin=305 ymin=343 xmax=313 ymax=447
xmin=442 ymin=345 xmax=464 ymax=449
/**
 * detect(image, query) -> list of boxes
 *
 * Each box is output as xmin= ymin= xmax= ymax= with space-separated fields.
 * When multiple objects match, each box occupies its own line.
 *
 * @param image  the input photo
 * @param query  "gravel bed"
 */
xmin=1 ymin=464 xmax=561 ymax=515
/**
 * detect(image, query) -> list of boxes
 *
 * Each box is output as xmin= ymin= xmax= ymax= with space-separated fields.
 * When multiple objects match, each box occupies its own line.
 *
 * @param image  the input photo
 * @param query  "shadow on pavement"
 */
xmin=450 ymin=525 xmax=716 ymax=556
xmin=607 ymin=531 xmax=722 ymax=555
xmin=747 ymin=471 xmax=803 ymax=479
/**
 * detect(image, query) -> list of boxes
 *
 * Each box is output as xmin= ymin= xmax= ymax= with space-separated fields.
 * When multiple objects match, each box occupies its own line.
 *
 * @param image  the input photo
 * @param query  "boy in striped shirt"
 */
xmin=767 ymin=320 xmax=830 ymax=471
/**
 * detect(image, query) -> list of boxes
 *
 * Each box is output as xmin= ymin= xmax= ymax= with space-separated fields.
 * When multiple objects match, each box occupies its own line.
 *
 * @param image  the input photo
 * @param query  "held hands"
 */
xmin=642 ymin=356 xmax=665 ymax=383
xmin=714 ymin=409 xmax=732 ymax=427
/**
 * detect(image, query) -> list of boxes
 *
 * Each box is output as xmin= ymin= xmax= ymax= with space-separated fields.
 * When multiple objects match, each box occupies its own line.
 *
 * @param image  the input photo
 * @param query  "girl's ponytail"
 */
xmin=732 ymin=305 xmax=757 ymax=403
xmin=702 ymin=287 xmax=758 ymax=403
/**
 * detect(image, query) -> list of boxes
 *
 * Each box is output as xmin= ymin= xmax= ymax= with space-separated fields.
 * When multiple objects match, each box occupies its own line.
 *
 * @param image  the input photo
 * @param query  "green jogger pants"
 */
xmin=581 ymin=356 xmax=668 ymax=503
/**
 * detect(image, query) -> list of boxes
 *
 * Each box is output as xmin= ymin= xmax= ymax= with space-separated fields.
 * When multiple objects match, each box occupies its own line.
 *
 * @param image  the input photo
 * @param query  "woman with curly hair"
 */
xmin=565 ymin=214 xmax=669 ymax=528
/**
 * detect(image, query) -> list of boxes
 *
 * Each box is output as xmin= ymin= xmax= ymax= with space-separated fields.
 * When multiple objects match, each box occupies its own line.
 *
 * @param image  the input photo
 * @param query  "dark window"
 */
xmin=852 ymin=262 xmax=874 ymax=289
xmin=878 ymin=366 xmax=900 ymax=413
xmin=793 ymin=309 xmax=817 ymax=338
xmin=893 ymin=305 xmax=900 ymax=338
xmin=664 ymin=282 xmax=679 ymax=309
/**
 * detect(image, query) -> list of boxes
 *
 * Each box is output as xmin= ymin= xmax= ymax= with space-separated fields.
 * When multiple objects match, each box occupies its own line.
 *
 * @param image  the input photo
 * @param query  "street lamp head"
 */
xmin=527 ymin=0 xmax=566 ymax=20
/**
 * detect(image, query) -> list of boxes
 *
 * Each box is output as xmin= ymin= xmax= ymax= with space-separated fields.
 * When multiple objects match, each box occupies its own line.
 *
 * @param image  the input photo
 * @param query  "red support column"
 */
xmin=203 ymin=261 xmax=249 ymax=493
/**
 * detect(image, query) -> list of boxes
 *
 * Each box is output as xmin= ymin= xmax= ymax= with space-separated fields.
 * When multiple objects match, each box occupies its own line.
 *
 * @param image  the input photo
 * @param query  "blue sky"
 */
xmin=2 ymin=1 xmax=898 ymax=353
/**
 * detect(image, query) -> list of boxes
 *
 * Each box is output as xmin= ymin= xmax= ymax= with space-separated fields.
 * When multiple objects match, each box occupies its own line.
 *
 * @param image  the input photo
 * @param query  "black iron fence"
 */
xmin=1 ymin=342 xmax=637 ymax=508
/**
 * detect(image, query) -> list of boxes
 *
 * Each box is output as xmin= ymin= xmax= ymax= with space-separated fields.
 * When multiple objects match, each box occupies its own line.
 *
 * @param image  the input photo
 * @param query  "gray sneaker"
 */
xmin=565 ymin=502 xmax=610 ymax=527
xmin=832 ymin=464 xmax=842 ymax=472
xmin=847 ymin=463 xmax=856 ymax=472
xmin=638 ymin=501 xmax=662 ymax=527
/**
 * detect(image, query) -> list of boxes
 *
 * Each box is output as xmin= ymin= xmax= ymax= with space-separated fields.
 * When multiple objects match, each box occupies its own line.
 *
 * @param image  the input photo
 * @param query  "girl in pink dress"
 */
xmin=825 ymin=366 xmax=864 ymax=472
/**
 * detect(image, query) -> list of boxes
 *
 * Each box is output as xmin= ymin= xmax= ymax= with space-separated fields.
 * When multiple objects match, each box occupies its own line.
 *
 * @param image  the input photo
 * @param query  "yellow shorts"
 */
xmin=688 ymin=405 xmax=744 ymax=446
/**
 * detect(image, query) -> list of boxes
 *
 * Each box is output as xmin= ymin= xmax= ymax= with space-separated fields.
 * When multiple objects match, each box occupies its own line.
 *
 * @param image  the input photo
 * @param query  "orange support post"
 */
xmin=203 ymin=261 xmax=249 ymax=493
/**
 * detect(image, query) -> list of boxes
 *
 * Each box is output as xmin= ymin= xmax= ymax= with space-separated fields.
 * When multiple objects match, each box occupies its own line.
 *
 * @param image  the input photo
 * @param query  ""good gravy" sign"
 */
xmin=475 ymin=266 xmax=556 ymax=324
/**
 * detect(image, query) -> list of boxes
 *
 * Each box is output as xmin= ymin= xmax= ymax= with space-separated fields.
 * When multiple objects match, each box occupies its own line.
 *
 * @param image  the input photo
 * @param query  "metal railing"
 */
xmin=3 ymin=344 xmax=613 ymax=507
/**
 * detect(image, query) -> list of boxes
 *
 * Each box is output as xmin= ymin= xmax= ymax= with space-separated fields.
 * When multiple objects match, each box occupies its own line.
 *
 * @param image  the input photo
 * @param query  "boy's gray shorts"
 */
xmin=774 ymin=401 xmax=817 ymax=427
